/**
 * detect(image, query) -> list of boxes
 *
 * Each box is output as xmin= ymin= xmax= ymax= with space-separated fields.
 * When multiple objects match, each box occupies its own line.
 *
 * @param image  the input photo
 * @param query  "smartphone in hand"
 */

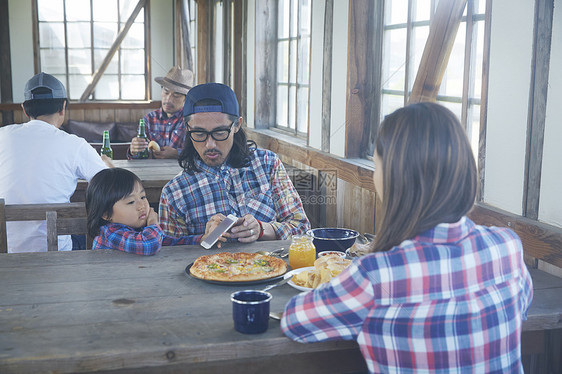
xmin=200 ymin=214 xmax=238 ymax=249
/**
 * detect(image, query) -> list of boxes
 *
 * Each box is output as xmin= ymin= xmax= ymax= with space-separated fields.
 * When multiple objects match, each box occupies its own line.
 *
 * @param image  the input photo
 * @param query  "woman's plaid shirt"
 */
xmin=282 ymin=217 xmax=533 ymax=374
xmin=159 ymin=148 xmax=310 ymax=242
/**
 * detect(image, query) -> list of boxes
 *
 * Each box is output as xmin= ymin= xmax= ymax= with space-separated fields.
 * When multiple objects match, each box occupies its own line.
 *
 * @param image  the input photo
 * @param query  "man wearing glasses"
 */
xmin=159 ymin=83 xmax=310 ymax=245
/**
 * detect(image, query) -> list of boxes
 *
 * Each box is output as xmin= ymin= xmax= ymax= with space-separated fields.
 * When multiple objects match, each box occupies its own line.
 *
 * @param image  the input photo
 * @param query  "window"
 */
xmin=36 ymin=0 xmax=147 ymax=101
xmin=276 ymin=0 xmax=312 ymax=136
xmin=379 ymin=0 xmax=486 ymax=153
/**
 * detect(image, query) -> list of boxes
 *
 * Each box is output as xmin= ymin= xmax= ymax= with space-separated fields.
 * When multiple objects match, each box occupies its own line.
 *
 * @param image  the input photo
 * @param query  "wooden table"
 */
xmin=0 ymin=241 xmax=366 ymax=374
xmin=72 ymin=159 xmax=183 ymax=205
xmin=1 ymin=242 xmax=560 ymax=374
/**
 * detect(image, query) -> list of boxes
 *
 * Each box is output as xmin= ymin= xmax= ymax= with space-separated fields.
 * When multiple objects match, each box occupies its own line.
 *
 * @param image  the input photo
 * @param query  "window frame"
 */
xmin=33 ymin=0 xmax=150 ymax=101
xmin=274 ymin=0 xmax=312 ymax=138
xmin=373 ymin=0 xmax=488 ymax=158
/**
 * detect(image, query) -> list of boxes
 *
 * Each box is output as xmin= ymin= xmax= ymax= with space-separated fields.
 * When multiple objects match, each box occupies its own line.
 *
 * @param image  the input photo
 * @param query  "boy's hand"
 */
xmin=146 ymin=208 xmax=159 ymax=226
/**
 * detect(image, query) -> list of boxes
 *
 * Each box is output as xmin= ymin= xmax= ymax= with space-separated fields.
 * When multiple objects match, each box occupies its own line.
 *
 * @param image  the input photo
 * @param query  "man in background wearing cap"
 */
xmin=159 ymin=83 xmax=310 ymax=246
xmin=0 ymin=72 xmax=111 ymax=253
xmin=128 ymin=66 xmax=194 ymax=159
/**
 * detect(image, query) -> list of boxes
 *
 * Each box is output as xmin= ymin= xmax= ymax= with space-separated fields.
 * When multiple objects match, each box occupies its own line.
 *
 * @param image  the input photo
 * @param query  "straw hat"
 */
xmin=154 ymin=66 xmax=194 ymax=95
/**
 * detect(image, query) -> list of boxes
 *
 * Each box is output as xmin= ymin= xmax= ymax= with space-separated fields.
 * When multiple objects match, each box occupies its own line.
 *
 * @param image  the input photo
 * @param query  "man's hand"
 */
xmin=152 ymin=145 xmax=178 ymax=159
xmin=130 ymin=137 xmax=148 ymax=154
xmin=201 ymin=214 xmax=230 ymax=249
xmin=100 ymin=154 xmax=114 ymax=168
xmin=229 ymin=214 xmax=261 ymax=243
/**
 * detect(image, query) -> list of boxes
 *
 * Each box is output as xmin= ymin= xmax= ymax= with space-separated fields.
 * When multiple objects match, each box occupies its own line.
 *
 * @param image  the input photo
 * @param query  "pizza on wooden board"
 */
xmin=189 ymin=252 xmax=287 ymax=282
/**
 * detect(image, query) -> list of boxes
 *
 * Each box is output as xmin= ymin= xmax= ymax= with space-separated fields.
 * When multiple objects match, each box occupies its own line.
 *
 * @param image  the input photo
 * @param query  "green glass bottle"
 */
xmin=136 ymin=119 xmax=149 ymax=159
xmin=100 ymin=130 xmax=113 ymax=159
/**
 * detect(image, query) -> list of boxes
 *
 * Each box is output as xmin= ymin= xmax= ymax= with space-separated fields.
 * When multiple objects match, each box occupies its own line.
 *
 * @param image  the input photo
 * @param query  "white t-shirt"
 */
xmin=0 ymin=120 xmax=107 ymax=252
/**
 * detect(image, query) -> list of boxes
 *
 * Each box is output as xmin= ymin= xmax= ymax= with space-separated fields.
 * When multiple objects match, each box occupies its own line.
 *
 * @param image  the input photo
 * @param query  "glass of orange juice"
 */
xmin=289 ymin=234 xmax=316 ymax=269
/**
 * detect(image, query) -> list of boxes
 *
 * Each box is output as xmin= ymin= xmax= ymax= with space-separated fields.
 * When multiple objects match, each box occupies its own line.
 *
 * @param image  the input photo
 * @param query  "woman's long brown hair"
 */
xmin=372 ymin=102 xmax=477 ymax=253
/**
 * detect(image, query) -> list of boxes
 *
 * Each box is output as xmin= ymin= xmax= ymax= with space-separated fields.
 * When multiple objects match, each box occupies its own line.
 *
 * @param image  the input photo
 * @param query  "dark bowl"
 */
xmin=307 ymin=228 xmax=359 ymax=252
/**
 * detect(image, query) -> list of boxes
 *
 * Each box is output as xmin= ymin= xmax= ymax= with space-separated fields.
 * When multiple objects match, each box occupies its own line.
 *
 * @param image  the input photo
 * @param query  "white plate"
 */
xmin=284 ymin=266 xmax=315 ymax=292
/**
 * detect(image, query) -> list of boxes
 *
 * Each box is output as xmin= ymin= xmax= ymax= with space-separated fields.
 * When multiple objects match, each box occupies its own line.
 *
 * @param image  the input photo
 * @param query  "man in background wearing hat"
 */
xmin=129 ymin=66 xmax=194 ymax=159
xmin=0 ymin=72 xmax=111 ymax=253
xmin=159 ymin=83 xmax=310 ymax=246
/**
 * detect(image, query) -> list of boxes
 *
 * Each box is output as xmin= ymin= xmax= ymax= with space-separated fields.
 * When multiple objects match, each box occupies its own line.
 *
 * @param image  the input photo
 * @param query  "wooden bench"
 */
xmin=0 ymin=199 xmax=89 ymax=252
xmin=468 ymin=202 xmax=562 ymax=373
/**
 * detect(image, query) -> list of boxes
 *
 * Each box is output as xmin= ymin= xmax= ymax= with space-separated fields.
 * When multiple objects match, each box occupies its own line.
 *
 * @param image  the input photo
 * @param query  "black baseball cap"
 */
xmin=183 ymin=83 xmax=239 ymax=117
xmin=24 ymin=72 xmax=67 ymax=100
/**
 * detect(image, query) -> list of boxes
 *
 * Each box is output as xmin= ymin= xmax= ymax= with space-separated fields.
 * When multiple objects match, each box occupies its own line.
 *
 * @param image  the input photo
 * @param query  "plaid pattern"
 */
xmin=93 ymin=223 xmax=197 ymax=255
xmin=129 ymin=108 xmax=185 ymax=159
xmin=281 ymin=217 xmax=533 ymax=374
xmin=159 ymin=148 xmax=310 ymax=243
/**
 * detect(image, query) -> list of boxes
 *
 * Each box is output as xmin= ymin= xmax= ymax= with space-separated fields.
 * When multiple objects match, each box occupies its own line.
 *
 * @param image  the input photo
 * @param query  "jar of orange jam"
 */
xmin=288 ymin=234 xmax=316 ymax=269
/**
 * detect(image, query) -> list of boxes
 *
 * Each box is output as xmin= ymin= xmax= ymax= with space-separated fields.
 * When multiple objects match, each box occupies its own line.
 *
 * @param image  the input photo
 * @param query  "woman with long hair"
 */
xmin=282 ymin=102 xmax=533 ymax=373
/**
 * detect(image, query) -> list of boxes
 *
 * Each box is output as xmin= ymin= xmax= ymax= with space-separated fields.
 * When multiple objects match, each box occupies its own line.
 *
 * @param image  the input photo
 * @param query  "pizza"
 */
xmin=189 ymin=252 xmax=287 ymax=282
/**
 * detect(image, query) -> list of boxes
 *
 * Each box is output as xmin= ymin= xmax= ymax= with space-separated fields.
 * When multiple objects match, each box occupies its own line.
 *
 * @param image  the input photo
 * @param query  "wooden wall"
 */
xmin=0 ymin=102 xmax=160 ymax=126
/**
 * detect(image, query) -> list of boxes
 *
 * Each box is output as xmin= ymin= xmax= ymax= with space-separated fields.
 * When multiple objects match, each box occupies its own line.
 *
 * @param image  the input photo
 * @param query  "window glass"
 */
xmin=68 ymin=49 xmax=91 ymax=74
xmin=277 ymin=85 xmax=289 ymax=127
xmin=93 ymin=22 xmax=118 ymax=48
xmin=96 ymin=74 xmax=119 ymax=100
xmin=39 ymin=22 xmax=65 ymax=48
xmin=38 ymin=0 xmax=63 ymax=22
xmin=120 ymin=49 xmax=144 ymax=74
xmin=66 ymin=0 xmax=90 ymax=21
xmin=121 ymin=75 xmax=145 ymax=100
xmin=277 ymin=42 xmax=289 ymax=82
xmin=67 ymin=23 xmax=91 ymax=48
xmin=382 ymin=28 xmax=407 ymax=91
xmin=68 ymin=74 xmax=89 ymax=100
xmin=413 ymin=0 xmax=431 ymax=21
xmin=387 ymin=0 xmax=408 ymax=25
xmin=92 ymin=0 xmax=117 ymax=22
xmin=40 ymin=49 xmax=66 ymax=74
xmin=296 ymin=87 xmax=309 ymax=133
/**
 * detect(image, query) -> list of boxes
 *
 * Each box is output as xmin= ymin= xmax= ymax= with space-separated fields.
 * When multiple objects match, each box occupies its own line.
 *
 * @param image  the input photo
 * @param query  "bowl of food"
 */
xmin=318 ymin=250 xmax=346 ymax=258
xmin=307 ymin=228 xmax=359 ymax=253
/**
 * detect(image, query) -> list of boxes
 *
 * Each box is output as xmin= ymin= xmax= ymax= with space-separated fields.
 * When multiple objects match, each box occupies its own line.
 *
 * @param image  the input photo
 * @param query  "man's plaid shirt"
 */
xmin=159 ymin=148 xmax=311 ymax=243
xmin=129 ymin=108 xmax=185 ymax=159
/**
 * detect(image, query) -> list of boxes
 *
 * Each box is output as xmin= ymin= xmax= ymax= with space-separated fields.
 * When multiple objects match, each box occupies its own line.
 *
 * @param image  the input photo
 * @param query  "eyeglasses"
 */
xmin=187 ymin=121 xmax=236 ymax=142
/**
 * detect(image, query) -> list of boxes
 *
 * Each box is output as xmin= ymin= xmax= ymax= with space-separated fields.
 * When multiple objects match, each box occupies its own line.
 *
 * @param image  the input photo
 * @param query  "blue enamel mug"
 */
xmin=231 ymin=290 xmax=272 ymax=334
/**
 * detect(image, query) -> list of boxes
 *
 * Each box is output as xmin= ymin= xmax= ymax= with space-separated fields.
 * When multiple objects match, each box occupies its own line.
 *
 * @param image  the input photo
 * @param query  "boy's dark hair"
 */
xmin=23 ymin=88 xmax=67 ymax=118
xmin=179 ymin=99 xmax=256 ymax=174
xmin=85 ymin=168 xmax=142 ymax=238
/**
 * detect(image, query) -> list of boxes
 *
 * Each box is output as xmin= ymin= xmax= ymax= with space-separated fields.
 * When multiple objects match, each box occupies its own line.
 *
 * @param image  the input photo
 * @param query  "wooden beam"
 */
xmin=523 ymin=0 xmax=554 ymax=219
xmin=144 ymin=0 xmax=151 ymax=100
xmin=409 ymin=0 xmax=467 ymax=103
xmin=345 ymin=0 xmax=375 ymax=158
xmin=223 ymin=0 xmax=232 ymax=85
xmin=0 ymin=0 xmax=13 ymax=107
xmin=79 ymin=0 xmax=147 ymax=102
xmin=233 ymin=0 xmax=247 ymax=120
xmin=254 ymin=0 xmax=277 ymax=129
xmin=321 ymin=0 xmax=334 ymax=153
xmin=196 ymin=0 xmax=210 ymax=84
xmin=468 ymin=202 xmax=562 ymax=269
xmin=477 ymin=0 xmax=493 ymax=203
